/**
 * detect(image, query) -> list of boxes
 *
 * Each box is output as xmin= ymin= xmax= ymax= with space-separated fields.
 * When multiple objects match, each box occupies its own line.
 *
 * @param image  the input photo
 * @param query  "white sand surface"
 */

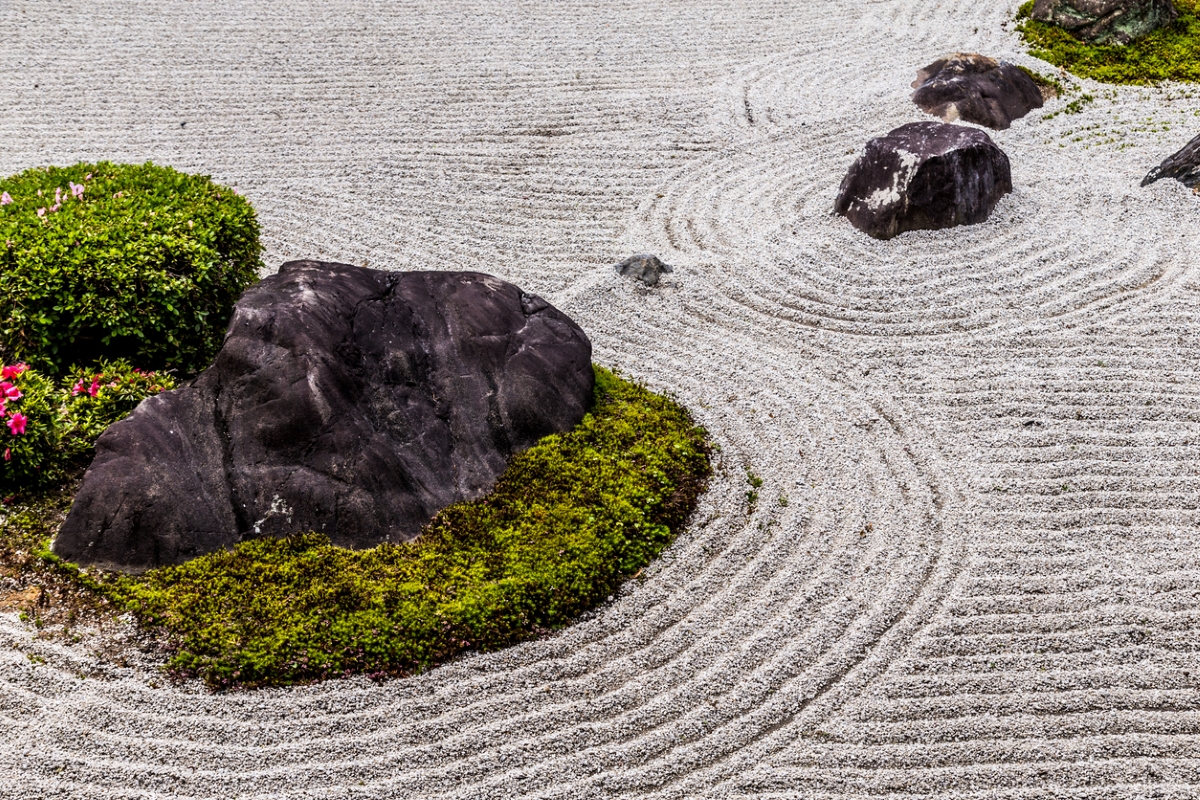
xmin=3 ymin=0 xmax=1200 ymax=797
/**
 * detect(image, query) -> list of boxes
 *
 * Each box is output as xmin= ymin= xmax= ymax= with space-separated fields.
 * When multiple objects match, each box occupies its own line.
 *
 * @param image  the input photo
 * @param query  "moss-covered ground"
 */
xmin=1016 ymin=0 xmax=1200 ymax=84
xmin=1 ymin=366 xmax=711 ymax=690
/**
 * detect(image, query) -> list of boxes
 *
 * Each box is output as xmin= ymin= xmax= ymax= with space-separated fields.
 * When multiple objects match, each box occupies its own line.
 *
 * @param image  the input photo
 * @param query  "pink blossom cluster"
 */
xmin=38 ymin=182 xmax=85 ymax=217
xmin=71 ymin=367 xmax=164 ymax=399
xmin=0 ymin=364 xmax=29 ymax=461
xmin=0 ymin=173 xmax=93 ymax=217
xmin=71 ymin=373 xmax=106 ymax=397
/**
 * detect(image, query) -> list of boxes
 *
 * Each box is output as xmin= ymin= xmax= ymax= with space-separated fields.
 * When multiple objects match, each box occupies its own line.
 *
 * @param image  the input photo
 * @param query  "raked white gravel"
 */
xmin=3 ymin=0 xmax=1200 ymax=797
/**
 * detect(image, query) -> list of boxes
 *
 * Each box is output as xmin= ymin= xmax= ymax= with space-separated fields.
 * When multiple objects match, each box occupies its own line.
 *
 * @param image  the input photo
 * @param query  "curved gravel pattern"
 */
xmin=4 ymin=0 xmax=1200 ymax=797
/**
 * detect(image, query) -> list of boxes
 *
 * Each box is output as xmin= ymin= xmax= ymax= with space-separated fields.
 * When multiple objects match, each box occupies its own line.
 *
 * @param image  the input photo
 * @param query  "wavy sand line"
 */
xmin=4 ymin=0 xmax=1200 ymax=797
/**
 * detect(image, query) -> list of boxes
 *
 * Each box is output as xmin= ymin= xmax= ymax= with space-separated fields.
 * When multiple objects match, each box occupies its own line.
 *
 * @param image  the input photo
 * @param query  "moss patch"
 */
xmin=1016 ymin=0 xmax=1200 ymax=84
xmin=1017 ymin=64 xmax=1064 ymax=99
xmin=24 ymin=366 xmax=707 ymax=690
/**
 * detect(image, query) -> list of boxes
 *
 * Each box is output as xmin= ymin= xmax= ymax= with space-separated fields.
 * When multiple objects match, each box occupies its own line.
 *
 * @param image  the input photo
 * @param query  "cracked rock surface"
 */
xmin=1142 ymin=130 xmax=1200 ymax=188
xmin=834 ymin=121 xmax=1013 ymax=240
xmin=1031 ymin=0 xmax=1178 ymax=45
xmin=53 ymin=261 xmax=594 ymax=572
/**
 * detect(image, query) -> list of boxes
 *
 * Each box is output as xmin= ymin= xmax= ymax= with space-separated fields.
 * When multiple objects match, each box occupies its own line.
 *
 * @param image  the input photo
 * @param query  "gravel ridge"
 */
xmin=3 ymin=0 xmax=1200 ymax=797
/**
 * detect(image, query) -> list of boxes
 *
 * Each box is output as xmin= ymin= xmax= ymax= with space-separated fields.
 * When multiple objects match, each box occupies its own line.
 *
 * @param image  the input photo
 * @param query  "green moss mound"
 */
xmin=0 ymin=162 xmax=262 ymax=376
xmin=1016 ymin=0 xmax=1200 ymax=84
xmin=108 ymin=366 xmax=711 ymax=690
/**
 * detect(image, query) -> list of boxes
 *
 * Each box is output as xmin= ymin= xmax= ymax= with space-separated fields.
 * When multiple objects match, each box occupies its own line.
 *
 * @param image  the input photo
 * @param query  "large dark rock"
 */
xmin=1142 ymin=131 xmax=1200 ymax=188
xmin=54 ymin=261 xmax=594 ymax=572
xmin=1031 ymin=0 xmax=1177 ymax=45
xmin=911 ymin=53 xmax=1044 ymax=131
xmin=834 ymin=122 xmax=1013 ymax=241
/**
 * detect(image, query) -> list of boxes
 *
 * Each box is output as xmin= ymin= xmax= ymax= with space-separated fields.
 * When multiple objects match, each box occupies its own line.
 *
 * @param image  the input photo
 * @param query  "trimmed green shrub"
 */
xmin=0 ymin=360 xmax=175 ymax=490
xmin=110 ymin=366 xmax=711 ymax=690
xmin=0 ymin=162 xmax=261 ymax=375
xmin=1016 ymin=0 xmax=1200 ymax=84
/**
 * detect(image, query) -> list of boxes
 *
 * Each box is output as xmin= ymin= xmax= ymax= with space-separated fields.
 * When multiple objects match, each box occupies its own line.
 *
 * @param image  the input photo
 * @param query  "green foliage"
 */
xmin=0 ymin=162 xmax=262 ymax=376
xmin=1016 ymin=64 xmax=1064 ymax=98
xmin=1016 ymin=0 xmax=1200 ymax=84
xmin=0 ymin=360 xmax=175 ymax=490
xmin=110 ymin=366 xmax=711 ymax=690
xmin=0 ymin=365 xmax=57 ymax=485
xmin=745 ymin=470 xmax=763 ymax=511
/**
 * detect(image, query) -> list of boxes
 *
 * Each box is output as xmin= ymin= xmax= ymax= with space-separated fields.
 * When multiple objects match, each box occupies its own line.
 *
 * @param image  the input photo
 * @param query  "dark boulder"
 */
xmin=1142 ymin=131 xmax=1200 ymax=188
xmin=616 ymin=254 xmax=674 ymax=286
xmin=1031 ymin=0 xmax=1177 ymax=45
xmin=834 ymin=122 xmax=1013 ymax=241
xmin=54 ymin=261 xmax=595 ymax=572
xmin=911 ymin=53 xmax=1044 ymax=131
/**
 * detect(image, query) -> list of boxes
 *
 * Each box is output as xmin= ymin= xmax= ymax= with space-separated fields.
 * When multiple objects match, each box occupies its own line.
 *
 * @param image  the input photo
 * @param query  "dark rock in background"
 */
xmin=616 ymin=254 xmax=674 ymax=286
xmin=912 ymin=53 xmax=1044 ymax=131
xmin=834 ymin=121 xmax=1013 ymax=241
xmin=1142 ymin=131 xmax=1200 ymax=188
xmin=54 ymin=262 xmax=595 ymax=571
xmin=1031 ymin=0 xmax=1177 ymax=45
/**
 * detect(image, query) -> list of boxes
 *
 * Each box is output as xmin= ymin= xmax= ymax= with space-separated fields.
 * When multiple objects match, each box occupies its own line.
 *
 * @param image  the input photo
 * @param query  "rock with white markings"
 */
xmin=1142 ymin=131 xmax=1200 ymax=188
xmin=834 ymin=121 xmax=1013 ymax=240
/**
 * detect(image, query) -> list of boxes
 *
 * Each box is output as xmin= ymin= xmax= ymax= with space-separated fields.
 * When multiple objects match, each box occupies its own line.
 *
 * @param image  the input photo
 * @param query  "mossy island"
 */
xmin=0 ymin=162 xmax=712 ymax=691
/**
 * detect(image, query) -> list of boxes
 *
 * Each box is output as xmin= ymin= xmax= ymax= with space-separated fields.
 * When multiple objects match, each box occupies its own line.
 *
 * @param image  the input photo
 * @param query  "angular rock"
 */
xmin=834 ymin=121 xmax=1013 ymax=241
xmin=911 ymin=53 xmax=1044 ymax=131
xmin=54 ymin=261 xmax=595 ymax=572
xmin=1142 ymin=131 xmax=1200 ymax=188
xmin=1031 ymin=0 xmax=1178 ymax=45
xmin=615 ymin=254 xmax=674 ymax=286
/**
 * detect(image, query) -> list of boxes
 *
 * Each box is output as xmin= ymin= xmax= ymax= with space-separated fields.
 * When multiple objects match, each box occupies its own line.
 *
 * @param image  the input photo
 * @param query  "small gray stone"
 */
xmin=1142 ymin=131 xmax=1200 ymax=188
xmin=616 ymin=254 xmax=674 ymax=286
xmin=1031 ymin=0 xmax=1177 ymax=45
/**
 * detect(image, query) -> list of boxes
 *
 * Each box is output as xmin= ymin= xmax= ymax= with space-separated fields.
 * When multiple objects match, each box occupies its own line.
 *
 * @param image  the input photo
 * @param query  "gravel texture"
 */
xmin=4 ymin=0 xmax=1200 ymax=797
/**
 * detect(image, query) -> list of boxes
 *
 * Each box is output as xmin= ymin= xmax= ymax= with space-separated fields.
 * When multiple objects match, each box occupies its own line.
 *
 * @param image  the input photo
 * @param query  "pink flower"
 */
xmin=0 ymin=192 xmax=11 ymax=205
xmin=0 ymin=364 xmax=27 ymax=379
xmin=55 ymin=187 xmax=62 ymax=204
xmin=48 ymin=203 xmax=60 ymax=213
xmin=36 ymin=207 xmax=46 ymax=218
xmin=71 ymin=380 xmax=84 ymax=396
xmin=70 ymin=182 xmax=84 ymax=200
xmin=88 ymin=379 xmax=100 ymax=397
xmin=85 ymin=173 xmax=92 ymax=180
xmin=0 ymin=382 xmax=18 ymax=400
xmin=2 ymin=449 xmax=9 ymax=461
xmin=6 ymin=414 xmax=26 ymax=435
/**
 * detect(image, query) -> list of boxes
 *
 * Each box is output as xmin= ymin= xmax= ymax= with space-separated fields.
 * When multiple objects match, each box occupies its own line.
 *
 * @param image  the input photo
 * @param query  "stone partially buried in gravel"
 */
xmin=615 ymin=254 xmax=674 ymax=286
xmin=54 ymin=261 xmax=595 ymax=571
xmin=1031 ymin=0 xmax=1178 ymax=45
xmin=1142 ymin=131 xmax=1200 ymax=188
xmin=834 ymin=121 xmax=1013 ymax=241
xmin=911 ymin=53 xmax=1044 ymax=130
